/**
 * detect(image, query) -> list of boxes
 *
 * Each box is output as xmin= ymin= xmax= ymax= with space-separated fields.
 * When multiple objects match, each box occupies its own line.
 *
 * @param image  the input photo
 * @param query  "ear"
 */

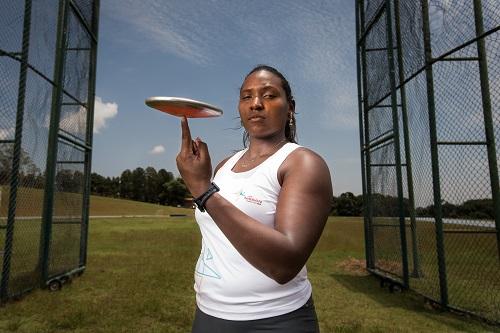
xmin=288 ymin=99 xmax=295 ymax=113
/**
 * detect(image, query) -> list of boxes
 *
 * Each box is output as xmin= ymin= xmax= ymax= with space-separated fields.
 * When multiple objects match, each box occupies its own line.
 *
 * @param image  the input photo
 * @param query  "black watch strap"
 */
xmin=194 ymin=182 xmax=220 ymax=212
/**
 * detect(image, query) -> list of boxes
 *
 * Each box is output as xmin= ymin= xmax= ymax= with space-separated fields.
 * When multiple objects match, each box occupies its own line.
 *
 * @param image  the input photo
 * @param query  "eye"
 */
xmin=263 ymin=93 xmax=276 ymax=99
xmin=240 ymin=95 xmax=252 ymax=100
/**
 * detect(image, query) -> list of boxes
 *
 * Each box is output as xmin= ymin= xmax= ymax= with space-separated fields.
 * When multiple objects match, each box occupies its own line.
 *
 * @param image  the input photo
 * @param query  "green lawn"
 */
xmin=0 ymin=186 xmax=193 ymax=218
xmin=0 ymin=216 xmax=497 ymax=333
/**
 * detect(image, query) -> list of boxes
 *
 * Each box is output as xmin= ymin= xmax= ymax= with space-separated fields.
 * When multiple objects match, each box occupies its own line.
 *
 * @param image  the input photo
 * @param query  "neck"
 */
xmin=247 ymin=136 xmax=287 ymax=157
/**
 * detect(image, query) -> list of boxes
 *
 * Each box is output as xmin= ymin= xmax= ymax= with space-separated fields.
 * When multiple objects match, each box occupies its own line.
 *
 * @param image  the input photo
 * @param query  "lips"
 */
xmin=248 ymin=115 xmax=265 ymax=121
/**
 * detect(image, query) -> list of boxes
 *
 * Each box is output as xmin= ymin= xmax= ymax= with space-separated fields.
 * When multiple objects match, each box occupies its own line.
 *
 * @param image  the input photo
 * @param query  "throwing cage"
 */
xmin=356 ymin=0 xmax=500 ymax=323
xmin=0 ymin=0 xmax=99 ymax=300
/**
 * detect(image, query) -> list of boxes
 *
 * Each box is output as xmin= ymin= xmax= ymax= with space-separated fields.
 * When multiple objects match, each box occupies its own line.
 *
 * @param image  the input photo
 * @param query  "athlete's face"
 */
xmin=239 ymin=70 xmax=292 ymax=140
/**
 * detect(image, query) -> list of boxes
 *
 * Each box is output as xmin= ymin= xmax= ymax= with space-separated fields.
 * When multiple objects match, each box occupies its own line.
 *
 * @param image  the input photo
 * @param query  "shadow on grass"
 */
xmin=329 ymin=273 xmax=495 ymax=333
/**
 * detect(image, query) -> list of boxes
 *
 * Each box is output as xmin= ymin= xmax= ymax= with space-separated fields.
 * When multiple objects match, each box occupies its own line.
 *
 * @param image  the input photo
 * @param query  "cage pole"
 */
xmin=359 ymin=0 xmax=376 ymax=268
xmin=80 ymin=0 xmax=100 ymax=267
xmin=0 ymin=0 xmax=32 ymax=301
xmin=472 ymin=0 xmax=500 ymax=260
xmin=355 ymin=0 xmax=371 ymax=269
xmin=393 ymin=0 xmax=422 ymax=277
xmin=39 ymin=0 xmax=69 ymax=287
xmin=385 ymin=0 xmax=409 ymax=288
xmin=421 ymin=0 xmax=448 ymax=305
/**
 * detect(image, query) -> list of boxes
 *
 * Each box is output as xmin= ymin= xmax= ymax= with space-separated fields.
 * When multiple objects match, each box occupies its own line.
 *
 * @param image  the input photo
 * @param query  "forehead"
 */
xmin=241 ymin=70 xmax=283 ymax=90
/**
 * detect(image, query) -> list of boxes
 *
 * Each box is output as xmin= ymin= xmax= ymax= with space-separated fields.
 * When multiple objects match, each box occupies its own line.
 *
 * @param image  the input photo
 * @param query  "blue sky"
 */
xmin=93 ymin=0 xmax=361 ymax=195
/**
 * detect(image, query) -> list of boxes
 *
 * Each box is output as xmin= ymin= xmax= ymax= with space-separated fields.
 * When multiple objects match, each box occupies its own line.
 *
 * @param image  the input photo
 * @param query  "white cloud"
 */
xmin=0 ymin=127 xmax=15 ymax=140
xmin=149 ymin=145 xmax=165 ymax=155
xmin=93 ymin=96 xmax=118 ymax=133
xmin=59 ymin=106 xmax=86 ymax=136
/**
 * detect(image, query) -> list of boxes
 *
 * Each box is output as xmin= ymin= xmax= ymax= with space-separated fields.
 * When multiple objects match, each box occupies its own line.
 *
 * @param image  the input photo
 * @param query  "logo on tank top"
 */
xmin=195 ymin=245 xmax=221 ymax=279
xmin=240 ymin=191 xmax=262 ymax=205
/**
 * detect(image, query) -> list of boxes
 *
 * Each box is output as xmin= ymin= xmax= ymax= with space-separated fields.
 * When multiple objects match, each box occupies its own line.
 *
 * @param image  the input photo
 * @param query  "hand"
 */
xmin=176 ymin=116 xmax=212 ymax=198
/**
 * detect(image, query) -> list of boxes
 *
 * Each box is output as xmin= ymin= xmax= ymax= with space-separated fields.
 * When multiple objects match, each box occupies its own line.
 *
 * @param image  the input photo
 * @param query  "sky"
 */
xmin=92 ymin=0 xmax=362 ymax=195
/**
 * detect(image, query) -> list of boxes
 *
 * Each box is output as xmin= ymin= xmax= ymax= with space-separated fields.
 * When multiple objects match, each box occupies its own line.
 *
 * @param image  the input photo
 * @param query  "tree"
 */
xmin=120 ymin=169 xmax=133 ymax=199
xmin=157 ymin=169 xmax=174 ymax=205
xmin=55 ymin=169 xmax=83 ymax=193
xmin=131 ymin=167 xmax=146 ymax=202
xmin=164 ymin=177 xmax=189 ymax=206
xmin=0 ymin=145 xmax=41 ymax=186
xmin=332 ymin=192 xmax=363 ymax=216
xmin=144 ymin=166 xmax=158 ymax=203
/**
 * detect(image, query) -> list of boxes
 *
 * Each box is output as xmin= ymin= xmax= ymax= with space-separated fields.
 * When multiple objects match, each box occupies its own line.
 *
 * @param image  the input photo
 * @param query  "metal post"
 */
xmin=355 ymin=0 xmax=370 ymax=269
xmin=359 ymin=0 xmax=375 ymax=269
xmin=39 ymin=0 xmax=69 ymax=287
xmin=393 ymin=0 xmax=422 ymax=278
xmin=385 ymin=0 xmax=409 ymax=288
xmin=80 ymin=0 xmax=100 ymax=267
xmin=1 ymin=0 xmax=32 ymax=301
xmin=421 ymin=0 xmax=448 ymax=306
xmin=473 ymin=0 xmax=500 ymax=260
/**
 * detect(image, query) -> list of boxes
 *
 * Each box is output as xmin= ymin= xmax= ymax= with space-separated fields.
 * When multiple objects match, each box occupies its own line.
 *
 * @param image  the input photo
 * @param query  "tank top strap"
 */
xmin=266 ymin=142 xmax=301 ymax=169
xmin=218 ymin=149 xmax=247 ymax=173
xmin=254 ymin=143 xmax=301 ymax=190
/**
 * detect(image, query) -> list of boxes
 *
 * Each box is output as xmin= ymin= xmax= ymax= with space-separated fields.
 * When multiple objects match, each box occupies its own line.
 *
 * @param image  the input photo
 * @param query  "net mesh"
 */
xmin=0 ymin=0 xmax=97 ymax=300
xmin=358 ymin=0 xmax=500 ymax=322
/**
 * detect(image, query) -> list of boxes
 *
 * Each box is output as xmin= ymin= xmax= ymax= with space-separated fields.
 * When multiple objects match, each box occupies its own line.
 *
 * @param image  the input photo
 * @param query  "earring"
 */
xmin=289 ymin=115 xmax=293 ymax=127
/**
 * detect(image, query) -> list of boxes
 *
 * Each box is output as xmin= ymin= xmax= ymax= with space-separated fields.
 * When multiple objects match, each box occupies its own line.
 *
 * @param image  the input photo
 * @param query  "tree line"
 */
xmin=330 ymin=192 xmax=494 ymax=219
xmin=91 ymin=167 xmax=189 ymax=207
xmin=0 ymin=145 xmax=493 ymax=218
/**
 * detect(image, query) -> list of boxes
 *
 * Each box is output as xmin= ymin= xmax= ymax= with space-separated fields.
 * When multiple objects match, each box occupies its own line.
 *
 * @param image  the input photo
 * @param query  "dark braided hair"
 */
xmin=241 ymin=65 xmax=297 ymax=147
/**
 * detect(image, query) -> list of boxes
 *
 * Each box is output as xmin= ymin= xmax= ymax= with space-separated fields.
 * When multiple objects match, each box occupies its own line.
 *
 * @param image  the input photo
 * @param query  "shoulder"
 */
xmin=284 ymin=147 xmax=329 ymax=171
xmin=278 ymin=147 xmax=331 ymax=185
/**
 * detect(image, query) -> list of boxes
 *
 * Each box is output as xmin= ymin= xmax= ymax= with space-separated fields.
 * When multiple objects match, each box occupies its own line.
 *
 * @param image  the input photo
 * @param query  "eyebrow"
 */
xmin=240 ymin=86 xmax=280 ymax=94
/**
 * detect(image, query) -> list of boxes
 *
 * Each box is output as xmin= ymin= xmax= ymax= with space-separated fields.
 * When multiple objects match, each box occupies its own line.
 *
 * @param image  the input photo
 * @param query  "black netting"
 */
xmin=429 ymin=1 xmax=476 ymax=59
xmin=28 ymin=0 xmax=58 ymax=80
xmin=364 ymin=0 xmax=385 ymax=28
xmin=63 ymin=10 xmax=91 ymax=104
xmin=398 ymin=1 xmax=426 ymax=82
xmin=49 ymin=141 xmax=84 ymax=277
xmin=365 ymin=12 xmax=390 ymax=108
xmin=7 ymin=69 xmax=53 ymax=296
xmin=72 ymin=0 xmax=94 ymax=29
xmin=59 ymin=97 xmax=87 ymax=142
xmin=357 ymin=0 xmax=500 ymax=323
xmin=0 ymin=0 xmax=98 ymax=301
xmin=0 ymin=2 xmax=24 ymax=55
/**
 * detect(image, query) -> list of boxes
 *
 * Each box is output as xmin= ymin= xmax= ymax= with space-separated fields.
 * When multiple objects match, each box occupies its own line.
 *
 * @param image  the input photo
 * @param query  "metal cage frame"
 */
xmin=0 ymin=0 xmax=100 ymax=301
xmin=356 ymin=0 xmax=499 ymax=324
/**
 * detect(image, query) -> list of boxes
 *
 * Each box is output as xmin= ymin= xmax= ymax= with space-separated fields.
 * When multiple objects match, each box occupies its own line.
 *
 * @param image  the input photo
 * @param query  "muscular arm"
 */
xmin=204 ymin=148 xmax=332 ymax=284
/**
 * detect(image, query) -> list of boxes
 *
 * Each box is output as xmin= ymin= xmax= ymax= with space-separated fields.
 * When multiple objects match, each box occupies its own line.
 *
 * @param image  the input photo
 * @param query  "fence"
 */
xmin=0 ymin=0 xmax=99 ymax=301
xmin=356 ymin=0 xmax=499 ymax=324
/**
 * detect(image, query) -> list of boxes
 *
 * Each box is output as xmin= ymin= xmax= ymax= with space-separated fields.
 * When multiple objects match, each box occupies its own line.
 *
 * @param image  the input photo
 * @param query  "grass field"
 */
xmin=0 ymin=214 xmax=498 ymax=332
xmin=0 ymin=186 xmax=193 ymax=218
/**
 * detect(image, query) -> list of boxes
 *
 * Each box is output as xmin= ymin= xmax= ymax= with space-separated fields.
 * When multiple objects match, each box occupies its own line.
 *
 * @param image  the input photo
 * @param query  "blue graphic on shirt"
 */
xmin=195 ymin=245 xmax=221 ymax=279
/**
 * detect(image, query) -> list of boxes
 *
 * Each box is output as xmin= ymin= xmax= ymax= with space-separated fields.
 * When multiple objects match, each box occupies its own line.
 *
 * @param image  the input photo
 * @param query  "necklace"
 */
xmin=240 ymin=139 xmax=287 ymax=168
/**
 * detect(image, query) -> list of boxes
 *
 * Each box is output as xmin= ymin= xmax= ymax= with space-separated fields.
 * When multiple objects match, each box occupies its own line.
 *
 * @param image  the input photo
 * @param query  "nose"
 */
xmin=250 ymin=96 xmax=263 ymax=111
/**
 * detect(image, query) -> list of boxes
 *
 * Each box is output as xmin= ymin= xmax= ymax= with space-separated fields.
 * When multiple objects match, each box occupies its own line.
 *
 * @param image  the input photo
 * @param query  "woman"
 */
xmin=176 ymin=65 xmax=332 ymax=332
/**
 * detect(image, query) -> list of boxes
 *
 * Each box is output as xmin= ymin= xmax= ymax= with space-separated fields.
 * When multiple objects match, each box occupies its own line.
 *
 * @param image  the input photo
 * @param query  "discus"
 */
xmin=145 ymin=96 xmax=223 ymax=118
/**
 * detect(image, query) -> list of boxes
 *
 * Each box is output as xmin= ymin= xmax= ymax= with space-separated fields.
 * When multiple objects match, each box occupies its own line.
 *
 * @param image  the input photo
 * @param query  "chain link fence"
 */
xmin=0 ymin=0 xmax=99 ymax=301
xmin=356 ymin=0 xmax=500 ymax=324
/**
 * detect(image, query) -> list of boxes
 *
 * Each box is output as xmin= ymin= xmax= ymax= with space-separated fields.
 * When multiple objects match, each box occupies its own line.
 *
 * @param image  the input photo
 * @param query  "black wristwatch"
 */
xmin=194 ymin=182 xmax=220 ymax=212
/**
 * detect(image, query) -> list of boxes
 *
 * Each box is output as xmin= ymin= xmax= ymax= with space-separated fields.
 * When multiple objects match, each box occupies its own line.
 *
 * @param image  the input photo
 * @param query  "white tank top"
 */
xmin=194 ymin=142 xmax=312 ymax=320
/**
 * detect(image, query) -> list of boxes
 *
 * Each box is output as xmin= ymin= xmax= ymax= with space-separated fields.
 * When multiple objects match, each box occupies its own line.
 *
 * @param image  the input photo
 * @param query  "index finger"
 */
xmin=180 ymin=116 xmax=192 ymax=153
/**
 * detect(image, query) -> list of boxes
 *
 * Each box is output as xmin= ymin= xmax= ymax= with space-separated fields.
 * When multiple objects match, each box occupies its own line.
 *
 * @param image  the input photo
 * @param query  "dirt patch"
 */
xmin=377 ymin=259 xmax=402 ymax=273
xmin=337 ymin=257 xmax=369 ymax=276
